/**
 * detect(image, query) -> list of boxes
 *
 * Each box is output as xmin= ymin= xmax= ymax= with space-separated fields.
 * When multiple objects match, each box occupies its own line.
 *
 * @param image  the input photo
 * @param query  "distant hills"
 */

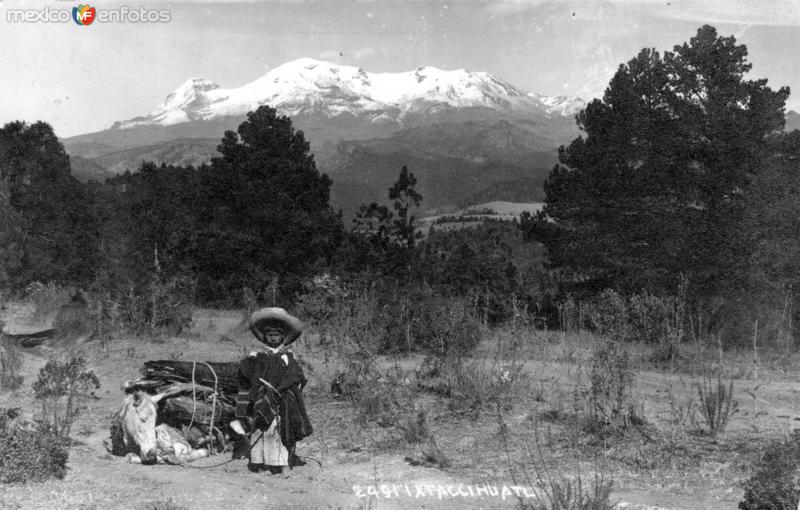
xmin=61 ymin=58 xmax=800 ymax=213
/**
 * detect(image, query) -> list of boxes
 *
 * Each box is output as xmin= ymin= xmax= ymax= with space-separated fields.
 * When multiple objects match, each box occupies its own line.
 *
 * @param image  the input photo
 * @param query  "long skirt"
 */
xmin=250 ymin=417 xmax=288 ymax=466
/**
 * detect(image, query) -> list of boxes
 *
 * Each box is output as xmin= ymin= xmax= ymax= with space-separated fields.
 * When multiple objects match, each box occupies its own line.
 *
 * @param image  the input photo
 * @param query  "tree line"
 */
xmin=0 ymin=106 xmax=534 ymax=332
xmin=2 ymin=25 xmax=799 ymax=345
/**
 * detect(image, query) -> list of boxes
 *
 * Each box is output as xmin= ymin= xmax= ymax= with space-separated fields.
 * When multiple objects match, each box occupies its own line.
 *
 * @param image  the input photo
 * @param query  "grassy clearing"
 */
xmin=0 ymin=305 xmax=798 ymax=508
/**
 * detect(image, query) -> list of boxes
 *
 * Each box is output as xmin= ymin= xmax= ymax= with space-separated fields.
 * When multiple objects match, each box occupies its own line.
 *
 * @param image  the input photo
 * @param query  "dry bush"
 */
xmin=81 ymin=275 xmax=195 ymax=344
xmin=312 ymin=286 xmax=386 ymax=356
xmin=417 ymin=334 xmax=528 ymax=415
xmin=397 ymin=410 xmax=451 ymax=468
xmin=627 ymin=292 xmax=680 ymax=344
xmin=739 ymin=430 xmax=800 ymax=510
xmin=301 ymin=281 xmax=483 ymax=356
xmin=586 ymin=290 xmax=682 ymax=347
xmin=293 ymin=274 xmax=348 ymax=326
xmin=587 ymin=290 xmax=629 ymax=340
xmin=0 ymin=407 xmax=69 ymax=484
xmin=691 ymin=371 xmax=738 ymax=437
xmin=405 ymin=437 xmax=451 ymax=469
xmin=646 ymin=342 xmax=690 ymax=371
xmin=381 ymin=291 xmax=483 ymax=356
xmin=82 ymin=289 xmax=127 ymax=348
xmin=396 ymin=410 xmax=429 ymax=444
xmin=525 ymin=475 xmax=615 ymax=510
xmin=582 ymin=339 xmax=643 ymax=437
xmin=32 ymin=356 xmax=100 ymax=438
xmin=513 ymin=427 xmax=616 ymax=510
xmin=350 ymin=365 xmax=415 ymax=428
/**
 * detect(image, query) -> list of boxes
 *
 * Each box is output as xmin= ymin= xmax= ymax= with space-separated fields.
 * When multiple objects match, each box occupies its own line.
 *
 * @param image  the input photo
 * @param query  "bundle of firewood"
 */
xmin=124 ymin=360 xmax=241 ymax=430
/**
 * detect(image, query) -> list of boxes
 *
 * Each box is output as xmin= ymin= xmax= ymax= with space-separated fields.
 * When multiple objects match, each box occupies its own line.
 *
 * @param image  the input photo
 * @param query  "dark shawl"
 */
xmin=237 ymin=351 xmax=313 ymax=448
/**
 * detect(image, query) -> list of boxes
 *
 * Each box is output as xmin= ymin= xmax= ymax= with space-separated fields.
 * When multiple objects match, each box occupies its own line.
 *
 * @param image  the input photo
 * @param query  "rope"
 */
xmin=187 ymin=361 xmax=197 ymax=432
xmin=164 ymin=429 xmax=323 ymax=471
xmin=183 ymin=361 xmax=219 ymax=454
xmin=258 ymin=377 xmax=280 ymax=396
xmin=202 ymin=361 xmax=219 ymax=453
xmin=166 ymin=430 xmax=264 ymax=470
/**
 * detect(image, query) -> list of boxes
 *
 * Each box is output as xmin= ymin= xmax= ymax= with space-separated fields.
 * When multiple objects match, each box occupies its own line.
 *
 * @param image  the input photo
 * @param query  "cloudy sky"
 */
xmin=1 ymin=0 xmax=799 ymax=137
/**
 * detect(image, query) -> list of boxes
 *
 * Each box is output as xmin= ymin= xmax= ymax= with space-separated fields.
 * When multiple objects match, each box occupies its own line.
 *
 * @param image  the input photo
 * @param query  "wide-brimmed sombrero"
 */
xmin=248 ymin=307 xmax=303 ymax=346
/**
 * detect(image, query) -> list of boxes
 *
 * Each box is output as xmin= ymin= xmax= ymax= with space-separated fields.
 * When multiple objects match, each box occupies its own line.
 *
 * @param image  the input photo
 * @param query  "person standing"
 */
xmin=234 ymin=308 xmax=313 ymax=475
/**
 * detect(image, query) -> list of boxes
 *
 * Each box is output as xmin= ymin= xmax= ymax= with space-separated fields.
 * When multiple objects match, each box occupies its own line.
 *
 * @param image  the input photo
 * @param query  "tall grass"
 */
xmin=691 ymin=371 xmax=738 ymax=437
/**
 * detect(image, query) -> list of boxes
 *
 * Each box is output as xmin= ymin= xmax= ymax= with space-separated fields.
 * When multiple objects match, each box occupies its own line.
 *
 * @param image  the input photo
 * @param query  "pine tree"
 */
xmin=195 ymin=106 xmax=342 ymax=303
xmin=528 ymin=25 xmax=789 ymax=301
xmin=0 ymin=121 xmax=97 ymax=288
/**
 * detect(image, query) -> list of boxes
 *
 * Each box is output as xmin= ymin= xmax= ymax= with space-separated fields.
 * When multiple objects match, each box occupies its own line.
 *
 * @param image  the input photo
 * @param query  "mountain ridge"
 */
xmin=112 ymin=58 xmax=586 ymax=131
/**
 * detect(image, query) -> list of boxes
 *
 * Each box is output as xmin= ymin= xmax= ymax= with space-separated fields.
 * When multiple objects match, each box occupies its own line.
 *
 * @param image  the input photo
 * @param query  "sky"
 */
xmin=1 ymin=0 xmax=799 ymax=137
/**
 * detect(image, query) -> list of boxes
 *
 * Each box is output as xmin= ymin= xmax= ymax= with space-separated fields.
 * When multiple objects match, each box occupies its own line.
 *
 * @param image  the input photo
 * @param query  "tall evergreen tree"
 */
xmin=196 ymin=106 xmax=341 ymax=303
xmin=527 ymin=26 xmax=789 ymax=301
xmin=0 ymin=121 xmax=97 ymax=289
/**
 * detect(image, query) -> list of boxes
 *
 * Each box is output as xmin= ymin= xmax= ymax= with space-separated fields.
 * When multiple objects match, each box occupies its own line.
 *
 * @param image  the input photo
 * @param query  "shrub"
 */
xmin=586 ymin=290 xmax=680 ymax=345
xmin=739 ymin=430 xmax=800 ymax=510
xmin=130 ymin=275 xmax=195 ymax=337
xmin=32 ymin=357 xmax=100 ymax=438
xmin=305 ymin=279 xmax=482 ymax=356
xmin=627 ymin=293 xmax=678 ymax=344
xmin=646 ymin=342 xmax=688 ymax=371
xmin=587 ymin=290 xmax=629 ymax=340
xmin=381 ymin=290 xmax=482 ymax=355
xmin=417 ymin=336 xmax=528 ymax=415
xmin=0 ymin=407 xmax=69 ymax=484
xmin=396 ymin=410 xmax=430 ymax=444
xmin=691 ymin=372 xmax=738 ymax=437
xmin=314 ymin=284 xmax=387 ymax=355
xmin=294 ymin=274 xmax=348 ymax=325
xmin=584 ymin=339 xmax=642 ymax=435
xmin=405 ymin=437 xmax=451 ymax=469
xmin=82 ymin=274 xmax=195 ymax=342
xmin=349 ymin=365 xmax=414 ymax=428
xmin=517 ymin=430 xmax=616 ymax=510
xmin=525 ymin=474 xmax=616 ymax=510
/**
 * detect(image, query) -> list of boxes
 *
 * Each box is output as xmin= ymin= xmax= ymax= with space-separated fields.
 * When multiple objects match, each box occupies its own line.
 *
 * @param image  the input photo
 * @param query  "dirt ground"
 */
xmin=1 ymin=309 xmax=797 ymax=510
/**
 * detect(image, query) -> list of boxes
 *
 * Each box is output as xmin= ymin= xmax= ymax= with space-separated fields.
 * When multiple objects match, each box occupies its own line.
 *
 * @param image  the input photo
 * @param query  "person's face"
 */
xmin=263 ymin=328 xmax=283 ymax=347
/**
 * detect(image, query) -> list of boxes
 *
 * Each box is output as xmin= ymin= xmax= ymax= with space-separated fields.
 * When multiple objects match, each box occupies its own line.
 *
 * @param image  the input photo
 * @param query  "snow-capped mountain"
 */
xmin=64 ymin=59 xmax=587 ymax=211
xmin=114 ymin=58 xmax=584 ymax=130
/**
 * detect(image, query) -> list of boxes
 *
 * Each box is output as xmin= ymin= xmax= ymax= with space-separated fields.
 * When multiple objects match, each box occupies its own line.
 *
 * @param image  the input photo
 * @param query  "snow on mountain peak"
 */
xmin=527 ymin=92 xmax=586 ymax=116
xmin=163 ymin=78 xmax=220 ymax=110
xmin=115 ymin=59 xmax=585 ymax=129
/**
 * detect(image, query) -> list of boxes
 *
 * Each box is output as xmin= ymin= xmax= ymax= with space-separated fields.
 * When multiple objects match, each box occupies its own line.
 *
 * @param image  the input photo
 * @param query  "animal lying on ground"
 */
xmin=108 ymin=388 xmax=209 ymax=464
